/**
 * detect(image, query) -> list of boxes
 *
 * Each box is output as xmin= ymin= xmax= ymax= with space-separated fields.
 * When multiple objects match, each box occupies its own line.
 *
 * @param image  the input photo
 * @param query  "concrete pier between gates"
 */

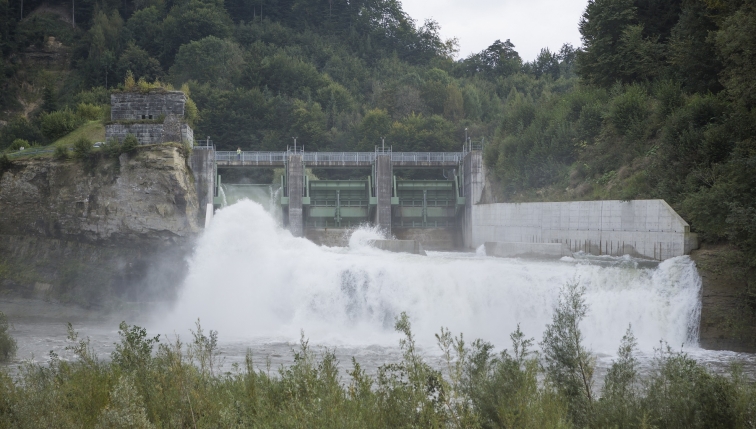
xmin=287 ymin=154 xmax=304 ymax=237
xmin=374 ymin=154 xmax=392 ymax=233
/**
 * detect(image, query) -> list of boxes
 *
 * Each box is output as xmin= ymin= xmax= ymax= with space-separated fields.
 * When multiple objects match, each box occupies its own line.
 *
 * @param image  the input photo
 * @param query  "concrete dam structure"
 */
xmin=190 ymin=145 xmax=698 ymax=260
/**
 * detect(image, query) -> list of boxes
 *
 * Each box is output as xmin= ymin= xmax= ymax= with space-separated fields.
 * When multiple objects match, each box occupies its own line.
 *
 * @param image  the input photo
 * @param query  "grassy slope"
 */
xmin=53 ymin=120 xmax=105 ymax=147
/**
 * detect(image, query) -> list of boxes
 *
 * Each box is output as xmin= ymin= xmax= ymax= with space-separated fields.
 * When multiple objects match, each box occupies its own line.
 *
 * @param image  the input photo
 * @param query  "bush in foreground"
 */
xmin=0 ymin=312 xmax=17 ymax=362
xmin=0 ymin=284 xmax=754 ymax=428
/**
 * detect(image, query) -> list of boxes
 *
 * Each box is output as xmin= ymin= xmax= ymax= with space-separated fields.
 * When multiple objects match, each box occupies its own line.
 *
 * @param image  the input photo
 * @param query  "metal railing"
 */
xmin=216 ymin=151 xmax=287 ymax=163
xmin=6 ymin=147 xmax=57 ymax=158
xmin=215 ymin=151 xmax=466 ymax=164
xmin=391 ymin=152 xmax=463 ymax=163
xmin=303 ymin=152 xmax=375 ymax=163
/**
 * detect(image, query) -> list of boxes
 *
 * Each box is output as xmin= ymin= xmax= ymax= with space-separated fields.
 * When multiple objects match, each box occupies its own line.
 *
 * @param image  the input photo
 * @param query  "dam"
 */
xmin=191 ymin=143 xmax=698 ymax=260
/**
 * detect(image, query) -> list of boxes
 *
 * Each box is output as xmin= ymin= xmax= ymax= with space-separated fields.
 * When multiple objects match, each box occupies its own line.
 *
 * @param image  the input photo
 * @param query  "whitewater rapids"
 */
xmin=161 ymin=200 xmax=701 ymax=354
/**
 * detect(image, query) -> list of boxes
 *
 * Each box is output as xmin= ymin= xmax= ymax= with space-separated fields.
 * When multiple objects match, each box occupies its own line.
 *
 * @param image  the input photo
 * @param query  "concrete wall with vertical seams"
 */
xmin=470 ymin=200 xmax=699 ymax=260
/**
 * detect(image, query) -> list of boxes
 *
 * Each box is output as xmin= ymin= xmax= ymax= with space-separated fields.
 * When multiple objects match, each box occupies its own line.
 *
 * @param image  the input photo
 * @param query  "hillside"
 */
xmin=0 ymin=0 xmax=754 ymax=269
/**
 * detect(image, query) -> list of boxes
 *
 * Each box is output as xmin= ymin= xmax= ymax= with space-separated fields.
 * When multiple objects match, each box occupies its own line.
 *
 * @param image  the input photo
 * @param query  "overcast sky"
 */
xmin=400 ymin=0 xmax=589 ymax=61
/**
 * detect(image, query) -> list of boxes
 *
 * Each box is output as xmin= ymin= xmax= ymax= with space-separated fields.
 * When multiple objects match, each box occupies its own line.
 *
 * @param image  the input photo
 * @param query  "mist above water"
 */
xmin=160 ymin=200 xmax=702 ymax=354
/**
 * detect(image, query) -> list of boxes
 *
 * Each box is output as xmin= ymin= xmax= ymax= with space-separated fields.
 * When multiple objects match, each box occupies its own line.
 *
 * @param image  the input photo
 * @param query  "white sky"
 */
xmin=400 ymin=0 xmax=589 ymax=61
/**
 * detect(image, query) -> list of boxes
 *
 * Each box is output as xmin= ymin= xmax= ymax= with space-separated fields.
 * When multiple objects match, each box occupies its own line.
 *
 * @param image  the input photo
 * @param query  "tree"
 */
xmin=715 ymin=3 xmax=756 ymax=108
xmin=170 ymin=36 xmax=244 ymax=86
xmin=160 ymin=0 xmax=233 ymax=65
xmin=577 ymin=0 xmax=638 ymax=86
xmin=541 ymin=281 xmax=595 ymax=427
xmin=356 ymin=108 xmax=391 ymax=150
xmin=117 ymin=43 xmax=163 ymax=83
xmin=668 ymin=0 xmax=722 ymax=94
xmin=463 ymin=39 xmax=522 ymax=78
xmin=443 ymin=84 xmax=464 ymax=122
xmin=125 ymin=6 xmax=163 ymax=59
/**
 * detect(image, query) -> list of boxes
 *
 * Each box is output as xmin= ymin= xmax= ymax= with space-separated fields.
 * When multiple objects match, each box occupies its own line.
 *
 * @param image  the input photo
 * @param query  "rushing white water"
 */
xmin=161 ymin=200 xmax=702 ymax=355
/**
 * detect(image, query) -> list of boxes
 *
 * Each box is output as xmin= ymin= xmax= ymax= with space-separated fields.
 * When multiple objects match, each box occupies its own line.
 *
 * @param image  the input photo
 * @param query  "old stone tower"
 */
xmin=105 ymin=90 xmax=194 ymax=146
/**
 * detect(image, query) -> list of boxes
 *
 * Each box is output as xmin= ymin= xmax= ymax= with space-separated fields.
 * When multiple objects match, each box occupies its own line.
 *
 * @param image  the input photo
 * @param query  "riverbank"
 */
xmin=692 ymin=243 xmax=756 ymax=352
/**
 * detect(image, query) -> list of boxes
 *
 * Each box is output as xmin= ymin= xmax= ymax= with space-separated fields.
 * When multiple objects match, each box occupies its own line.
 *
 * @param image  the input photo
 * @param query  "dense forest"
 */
xmin=0 ymin=0 xmax=755 ymax=263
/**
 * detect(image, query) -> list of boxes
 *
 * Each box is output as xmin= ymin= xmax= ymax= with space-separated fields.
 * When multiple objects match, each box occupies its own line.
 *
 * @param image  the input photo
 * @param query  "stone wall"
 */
xmin=110 ymin=91 xmax=186 ymax=121
xmin=472 ymin=200 xmax=698 ymax=260
xmin=106 ymin=123 xmax=194 ymax=146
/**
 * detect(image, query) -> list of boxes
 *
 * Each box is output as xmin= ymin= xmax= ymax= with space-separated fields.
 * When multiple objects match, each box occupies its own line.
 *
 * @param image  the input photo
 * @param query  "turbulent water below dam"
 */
xmin=2 ymin=199 xmax=754 ymax=384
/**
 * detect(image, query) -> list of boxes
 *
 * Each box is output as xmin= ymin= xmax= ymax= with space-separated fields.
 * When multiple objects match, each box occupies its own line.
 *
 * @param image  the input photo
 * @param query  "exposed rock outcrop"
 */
xmin=0 ymin=146 xmax=200 ymax=305
xmin=692 ymin=244 xmax=756 ymax=352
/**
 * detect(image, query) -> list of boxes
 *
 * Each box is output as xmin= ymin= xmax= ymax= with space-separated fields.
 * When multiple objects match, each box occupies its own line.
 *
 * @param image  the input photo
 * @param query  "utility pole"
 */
xmin=20 ymin=0 xmax=23 ymax=20
xmin=72 ymin=0 xmax=75 ymax=28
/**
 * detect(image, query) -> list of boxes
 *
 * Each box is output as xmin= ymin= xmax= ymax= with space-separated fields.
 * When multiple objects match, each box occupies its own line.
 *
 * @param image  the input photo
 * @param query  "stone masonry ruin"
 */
xmin=105 ymin=90 xmax=194 ymax=146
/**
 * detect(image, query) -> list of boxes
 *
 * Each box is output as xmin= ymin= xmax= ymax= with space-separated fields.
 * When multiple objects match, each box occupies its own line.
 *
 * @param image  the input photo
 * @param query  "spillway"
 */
xmin=163 ymin=200 xmax=702 ymax=354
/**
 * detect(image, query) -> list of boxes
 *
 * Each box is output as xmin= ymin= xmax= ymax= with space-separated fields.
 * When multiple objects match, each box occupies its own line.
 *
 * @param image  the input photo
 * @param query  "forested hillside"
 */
xmin=0 ymin=0 xmax=755 ymax=263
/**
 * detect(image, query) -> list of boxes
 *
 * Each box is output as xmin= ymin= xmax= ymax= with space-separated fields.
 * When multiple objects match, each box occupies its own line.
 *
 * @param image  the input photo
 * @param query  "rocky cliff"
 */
xmin=0 ymin=145 xmax=200 ymax=305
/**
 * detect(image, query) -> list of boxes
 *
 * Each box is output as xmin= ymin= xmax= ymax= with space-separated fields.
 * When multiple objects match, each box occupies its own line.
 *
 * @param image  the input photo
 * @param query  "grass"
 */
xmin=53 ymin=120 xmax=105 ymax=147
xmin=4 ymin=120 xmax=105 ymax=159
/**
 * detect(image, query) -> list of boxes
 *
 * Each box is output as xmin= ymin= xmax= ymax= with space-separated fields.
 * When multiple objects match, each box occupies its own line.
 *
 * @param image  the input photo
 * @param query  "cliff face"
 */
xmin=0 ymin=146 xmax=199 ymax=245
xmin=0 ymin=146 xmax=200 ymax=305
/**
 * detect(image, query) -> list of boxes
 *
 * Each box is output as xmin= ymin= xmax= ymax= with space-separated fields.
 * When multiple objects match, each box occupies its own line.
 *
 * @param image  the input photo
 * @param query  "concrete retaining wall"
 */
xmin=471 ymin=200 xmax=698 ymax=260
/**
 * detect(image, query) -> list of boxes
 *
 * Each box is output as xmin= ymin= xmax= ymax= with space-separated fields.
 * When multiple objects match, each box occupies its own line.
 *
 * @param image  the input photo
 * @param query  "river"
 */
xmin=1 ymin=199 xmax=754 ymax=385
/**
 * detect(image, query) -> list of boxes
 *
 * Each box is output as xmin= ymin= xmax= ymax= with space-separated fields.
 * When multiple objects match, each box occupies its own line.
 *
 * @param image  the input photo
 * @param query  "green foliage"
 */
xmin=170 ymin=36 xmax=244 ymax=86
xmin=0 ymin=311 xmax=17 ymax=362
xmin=121 ymin=134 xmax=139 ymax=154
xmin=0 ymin=303 xmax=754 ymax=428
xmin=73 ymin=137 xmax=93 ymax=160
xmin=116 ymin=43 xmax=164 ymax=84
xmin=0 ymin=117 xmax=45 ymax=150
xmin=541 ymin=281 xmax=595 ymax=427
xmin=76 ymin=103 xmax=104 ymax=121
xmin=40 ymin=109 xmax=86 ymax=141
xmin=8 ymin=139 xmax=29 ymax=151
xmin=53 ymin=144 xmax=69 ymax=160
xmin=0 ymin=154 xmax=12 ymax=175
xmin=112 ymin=322 xmax=159 ymax=373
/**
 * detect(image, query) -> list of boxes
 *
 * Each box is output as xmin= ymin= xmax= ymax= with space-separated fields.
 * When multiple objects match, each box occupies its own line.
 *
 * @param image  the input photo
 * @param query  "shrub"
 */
xmin=53 ymin=144 xmax=69 ymax=160
xmin=9 ymin=139 xmax=30 ymax=151
xmin=102 ymin=139 xmax=122 ymax=158
xmin=76 ymin=103 xmax=104 ymax=121
xmin=0 ymin=311 xmax=17 ymax=362
xmin=73 ymin=137 xmax=93 ymax=160
xmin=74 ymin=87 xmax=111 ymax=106
xmin=0 ymin=154 xmax=12 ymax=177
xmin=121 ymin=134 xmax=139 ymax=154
xmin=40 ymin=108 xmax=85 ymax=140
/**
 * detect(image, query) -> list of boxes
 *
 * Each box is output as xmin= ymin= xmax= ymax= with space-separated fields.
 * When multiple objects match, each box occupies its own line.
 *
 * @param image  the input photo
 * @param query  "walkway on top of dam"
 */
xmin=213 ymin=150 xmax=465 ymax=168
